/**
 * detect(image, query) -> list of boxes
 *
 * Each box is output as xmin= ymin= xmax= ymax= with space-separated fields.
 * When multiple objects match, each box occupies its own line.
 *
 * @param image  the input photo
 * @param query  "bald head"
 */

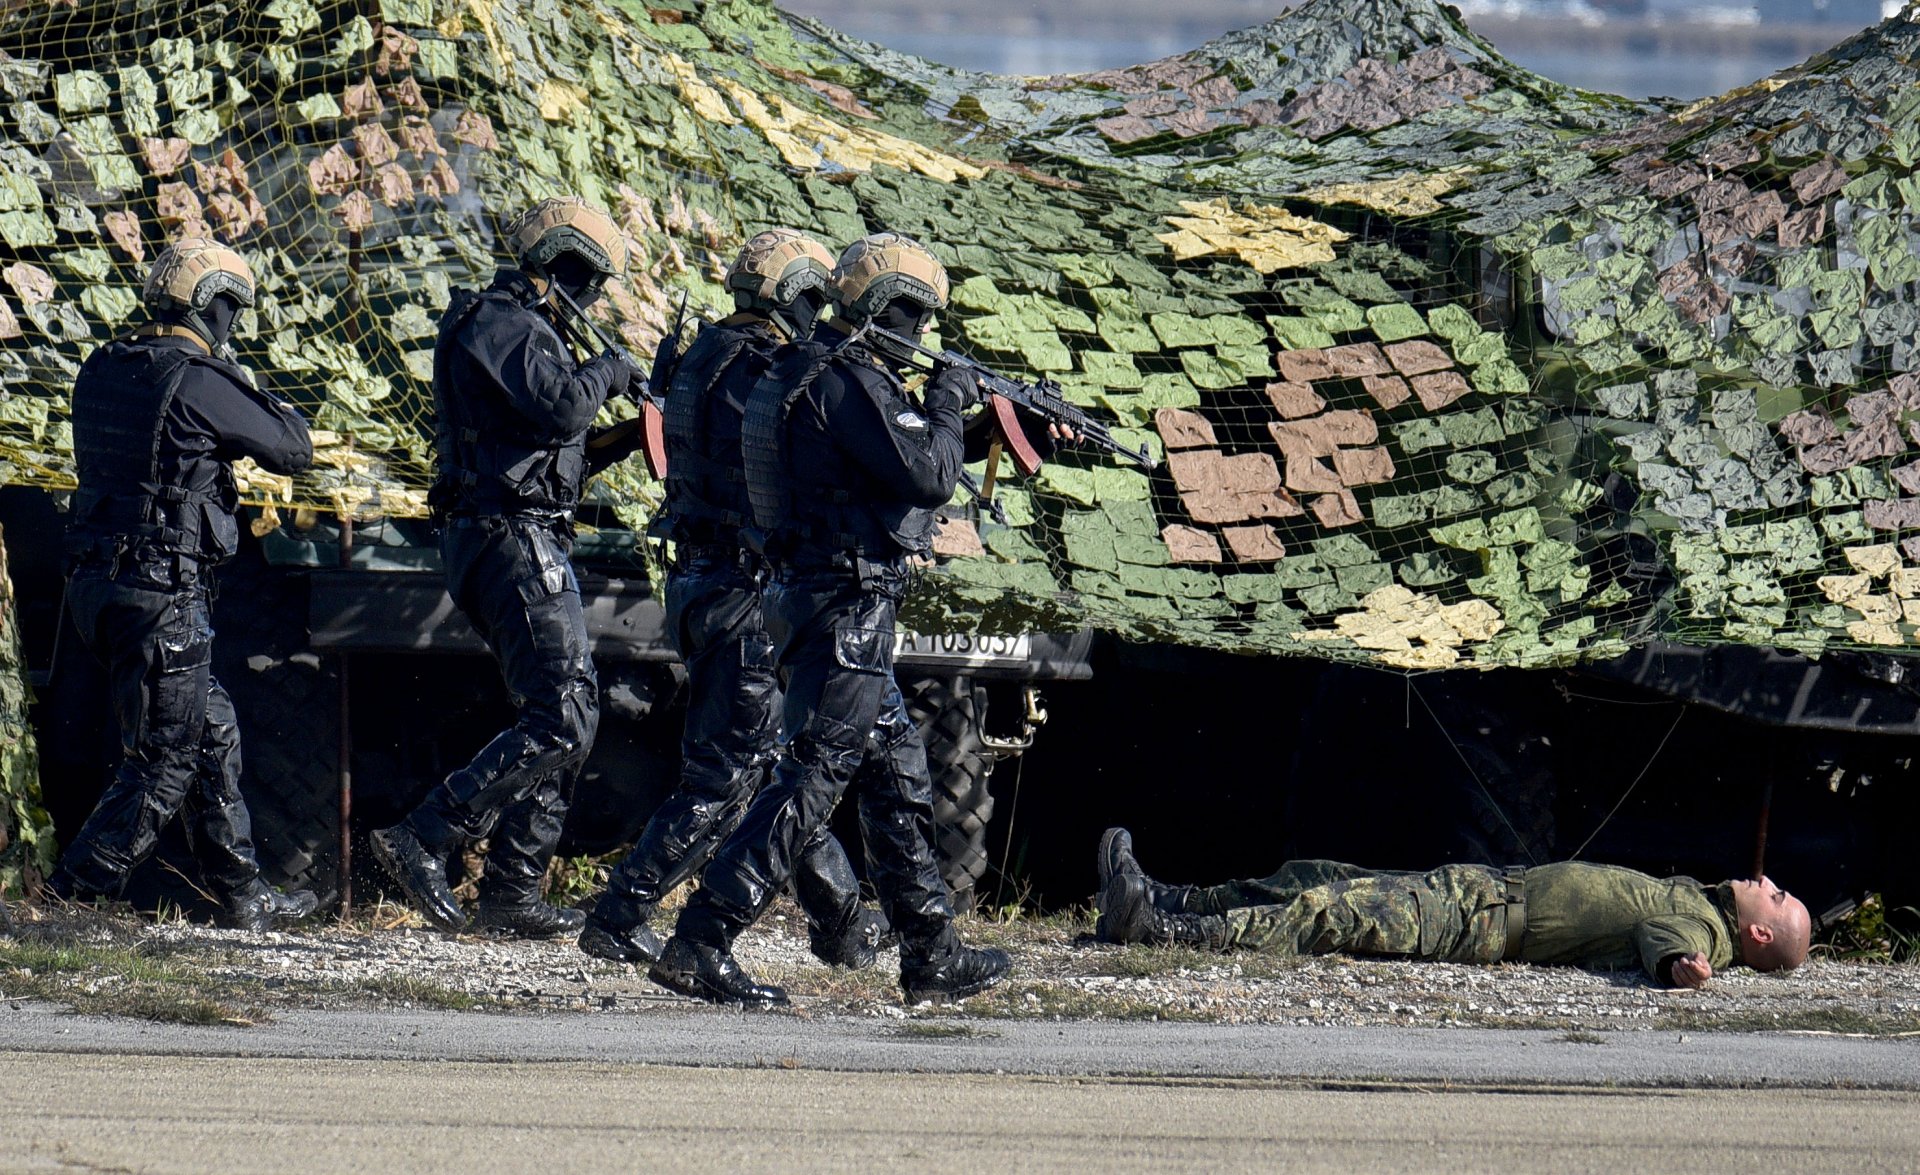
xmin=1730 ymin=877 xmax=1812 ymax=972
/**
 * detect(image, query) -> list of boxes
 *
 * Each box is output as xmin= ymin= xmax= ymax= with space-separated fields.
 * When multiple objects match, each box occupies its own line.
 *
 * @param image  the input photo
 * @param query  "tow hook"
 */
xmin=982 ymin=687 xmax=1048 ymax=757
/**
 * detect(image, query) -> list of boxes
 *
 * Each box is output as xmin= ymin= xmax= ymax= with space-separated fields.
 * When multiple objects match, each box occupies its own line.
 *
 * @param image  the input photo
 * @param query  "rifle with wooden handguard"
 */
xmin=857 ymin=322 xmax=1158 ymax=476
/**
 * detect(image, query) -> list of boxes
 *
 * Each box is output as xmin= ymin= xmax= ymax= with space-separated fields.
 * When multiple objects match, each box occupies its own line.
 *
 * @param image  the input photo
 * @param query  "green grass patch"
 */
xmin=1815 ymin=894 xmax=1920 ymax=964
xmin=1 ymin=935 xmax=261 ymax=1025
xmin=963 ymin=981 xmax=1210 ymax=1022
xmin=1079 ymin=942 xmax=1310 ymax=980
xmin=334 ymin=974 xmax=483 ymax=1011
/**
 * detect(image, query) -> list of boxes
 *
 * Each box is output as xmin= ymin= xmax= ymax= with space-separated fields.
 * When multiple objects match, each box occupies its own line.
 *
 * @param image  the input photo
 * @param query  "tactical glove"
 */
xmin=589 ymin=349 xmax=634 ymax=400
xmin=925 ymin=362 xmax=980 ymax=415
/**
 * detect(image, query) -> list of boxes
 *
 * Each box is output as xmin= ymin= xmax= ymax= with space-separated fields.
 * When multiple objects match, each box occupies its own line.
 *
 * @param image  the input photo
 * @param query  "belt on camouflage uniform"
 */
xmin=1502 ymin=868 xmax=1527 ymax=961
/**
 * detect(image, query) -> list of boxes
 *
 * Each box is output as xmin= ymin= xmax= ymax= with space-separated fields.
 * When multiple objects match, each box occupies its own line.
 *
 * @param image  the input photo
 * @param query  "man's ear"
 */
xmin=1747 ymin=922 xmax=1775 ymax=946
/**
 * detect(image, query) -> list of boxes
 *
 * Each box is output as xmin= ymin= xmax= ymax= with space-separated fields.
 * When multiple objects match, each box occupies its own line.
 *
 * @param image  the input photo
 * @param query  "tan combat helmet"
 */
xmin=140 ymin=237 xmax=256 ymax=349
xmin=727 ymin=228 xmax=834 ymax=336
xmin=831 ymin=232 xmax=949 ymax=324
xmin=504 ymin=195 xmax=627 ymax=280
xmin=143 ymin=237 xmax=255 ymax=315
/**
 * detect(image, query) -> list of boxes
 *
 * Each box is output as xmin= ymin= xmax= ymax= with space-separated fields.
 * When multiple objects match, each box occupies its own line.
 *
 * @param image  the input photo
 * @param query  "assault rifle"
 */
xmin=546 ymin=284 xmax=669 ymax=480
xmin=856 ymin=322 xmax=1157 ymax=476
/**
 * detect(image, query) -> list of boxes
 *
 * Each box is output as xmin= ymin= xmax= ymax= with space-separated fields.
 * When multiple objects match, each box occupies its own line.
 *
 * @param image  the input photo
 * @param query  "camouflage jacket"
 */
xmin=1519 ymin=862 xmax=1739 ymax=981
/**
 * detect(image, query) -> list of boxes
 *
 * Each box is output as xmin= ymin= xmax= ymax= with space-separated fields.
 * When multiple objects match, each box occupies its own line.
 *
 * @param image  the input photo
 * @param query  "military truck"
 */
xmin=3 ymin=484 xmax=1089 ymax=911
xmin=6 ymin=0 xmax=1920 ymax=926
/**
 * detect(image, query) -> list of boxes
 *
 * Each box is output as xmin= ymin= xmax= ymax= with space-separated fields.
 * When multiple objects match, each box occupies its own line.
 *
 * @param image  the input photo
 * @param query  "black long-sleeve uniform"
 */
xmin=590 ymin=315 xmax=871 ymax=960
xmin=398 ymin=270 xmax=629 ymax=907
xmin=54 ymin=331 xmax=311 ymax=906
xmin=676 ymin=328 xmax=1012 ymax=978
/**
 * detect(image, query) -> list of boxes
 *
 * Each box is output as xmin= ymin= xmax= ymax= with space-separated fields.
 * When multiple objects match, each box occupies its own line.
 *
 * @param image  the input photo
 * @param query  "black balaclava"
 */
xmin=202 ymin=294 xmax=240 ymax=347
xmin=158 ymin=293 xmax=240 ymax=356
xmin=545 ymin=252 xmax=606 ymax=311
xmin=774 ymin=287 xmax=828 ymax=340
xmin=877 ymin=295 xmax=933 ymax=340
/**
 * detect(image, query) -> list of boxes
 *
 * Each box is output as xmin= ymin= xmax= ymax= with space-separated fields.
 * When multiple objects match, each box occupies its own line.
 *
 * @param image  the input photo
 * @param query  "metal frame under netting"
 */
xmin=4 ymin=0 xmax=1920 ymax=670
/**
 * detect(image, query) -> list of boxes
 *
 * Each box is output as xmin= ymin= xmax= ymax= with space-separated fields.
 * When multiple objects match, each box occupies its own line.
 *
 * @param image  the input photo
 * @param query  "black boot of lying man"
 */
xmin=1097 ymin=872 xmax=1229 ymax=949
xmin=1097 ymin=827 xmax=1197 ymax=916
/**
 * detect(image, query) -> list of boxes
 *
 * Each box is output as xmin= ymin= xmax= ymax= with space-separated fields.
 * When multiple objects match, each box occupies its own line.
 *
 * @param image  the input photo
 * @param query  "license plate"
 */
xmin=893 ymin=630 xmax=1033 ymax=665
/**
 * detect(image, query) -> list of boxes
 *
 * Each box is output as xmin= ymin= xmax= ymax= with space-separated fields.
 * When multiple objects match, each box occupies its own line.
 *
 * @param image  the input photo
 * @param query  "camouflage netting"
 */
xmin=3 ymin=0 xmax=1920 ymax=669
xmin=0 ymin=527 xmax=53 ymax=901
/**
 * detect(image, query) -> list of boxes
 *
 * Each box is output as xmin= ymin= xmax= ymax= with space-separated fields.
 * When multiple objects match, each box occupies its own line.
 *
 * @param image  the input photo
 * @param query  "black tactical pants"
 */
xmin=405 ymin=515 xmax=598 ymax=904
xmin=54 ymin=566 xmax=264 ymax=900
xmin=601 ymin=551 xmax=863 ymax=934
xmin=677 ymin=562 xmax=956 ymax=972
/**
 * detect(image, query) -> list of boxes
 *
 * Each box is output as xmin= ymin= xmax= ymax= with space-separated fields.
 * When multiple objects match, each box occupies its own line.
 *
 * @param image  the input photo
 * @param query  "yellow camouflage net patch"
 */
xmin=443 ymin=0 xmax=511 ymax=77
xmin=1292 ymin=584 xmax=1504 ymax=669
xmin=1824 ymin=545 xmax=1920 ymax=646
xmin=1296 ymin=170 xmax=1468 ymax=218
xmin=662 ymin=53 xmax=739 ymax=126
xmin=709 ymin=74 xmax=986 ymax=182
xmin=1157 ymin=198 xmax=1347 ymax=274
xmin=536 ymin=78 xmax=590 ymax=123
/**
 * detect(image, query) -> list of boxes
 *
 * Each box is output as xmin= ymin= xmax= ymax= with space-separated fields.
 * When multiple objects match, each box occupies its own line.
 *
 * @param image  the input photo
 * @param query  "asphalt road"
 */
xmin=6 ymin=1004 xmax=1920 ymax=1172
xmin=4 ymin=1002 xmax=1919 ymax=1087
xmin=3 ymin=1051 xmax=1917 ymax=1173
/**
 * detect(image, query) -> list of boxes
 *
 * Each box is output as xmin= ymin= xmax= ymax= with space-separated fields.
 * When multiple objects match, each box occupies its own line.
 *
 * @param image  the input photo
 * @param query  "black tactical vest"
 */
xmin=740 ymin=342 xmax=938 ymax=562
xmin=430 ymin=283 xmax=587 ymax=518
xmin=67 ymin=337 xmax=241 ymax=566
xmin=652 ymin=318 xmax=768 ymax=547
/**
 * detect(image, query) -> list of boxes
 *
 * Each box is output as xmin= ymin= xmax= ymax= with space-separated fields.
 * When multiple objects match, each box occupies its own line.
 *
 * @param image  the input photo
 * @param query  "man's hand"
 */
xmin=590 ymin=349 xmax=633 ymax=397
xmin=925 ymin=363 xmax=981 ymax=414
xmin=1669 ymin=952 xmax=1713 ymax=988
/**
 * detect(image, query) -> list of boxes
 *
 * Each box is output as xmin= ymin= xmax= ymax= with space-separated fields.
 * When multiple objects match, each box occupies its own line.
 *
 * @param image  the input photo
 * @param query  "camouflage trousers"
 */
xmin=1192 ymin=861 xmax=1510 ymax=964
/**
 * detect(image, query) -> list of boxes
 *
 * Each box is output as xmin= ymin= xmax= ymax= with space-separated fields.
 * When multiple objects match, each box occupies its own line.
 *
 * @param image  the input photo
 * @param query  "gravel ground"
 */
xmin=7 ymin=898 xmax=1918 ymax=1033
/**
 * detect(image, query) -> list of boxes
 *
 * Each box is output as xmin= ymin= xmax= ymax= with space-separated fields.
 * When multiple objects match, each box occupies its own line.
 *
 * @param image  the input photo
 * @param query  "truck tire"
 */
xmin=904 ymin=674 xmax=995 ymax=913
xmin=209 ymin=543 xmax=343 ymax=899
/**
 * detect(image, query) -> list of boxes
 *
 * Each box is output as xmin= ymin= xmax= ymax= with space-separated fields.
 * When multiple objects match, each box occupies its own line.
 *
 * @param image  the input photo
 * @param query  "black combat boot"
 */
xmin=900 ymin=945 xmax=1012 ymax=1004
xmin=577 ymin=891 xmax=663 ymax=964
xmin=1097 ymin=873 xmax=1230 ymax=949
xmin=1096 ymin=827 xmax=1197 ymax=915
xmin=369 ymin=823 xmax=468 ymax=932
xmin=472 ymin=898 xmax=586 ymax=939
xmin=808 ymin=906 xmax=891 ymax=970
xmin=649 ymin=936 xmax=789 ymax=1008
xmin=217 ymin=882 xmax=320 ymax=931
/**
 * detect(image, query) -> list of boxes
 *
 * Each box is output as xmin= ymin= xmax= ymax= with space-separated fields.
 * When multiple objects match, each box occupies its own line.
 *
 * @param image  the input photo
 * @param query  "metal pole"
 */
xmin=337 ymin=514 xmax=354 ymax=919
xmin=1750 ymin=778 xmax=1774 ymax=881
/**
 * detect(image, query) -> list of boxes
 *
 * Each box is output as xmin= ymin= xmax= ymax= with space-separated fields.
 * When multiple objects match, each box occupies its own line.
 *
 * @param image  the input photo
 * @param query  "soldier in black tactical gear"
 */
xmin=653 ymin=232 xmax=1037 ymax=1007
xmin=578 ymin=229 xmax=890 ymax=970
xmin=371 ymin=196 xmax=637 ymax=937
xmin=48 ymin=238 xmax=318 ymax=931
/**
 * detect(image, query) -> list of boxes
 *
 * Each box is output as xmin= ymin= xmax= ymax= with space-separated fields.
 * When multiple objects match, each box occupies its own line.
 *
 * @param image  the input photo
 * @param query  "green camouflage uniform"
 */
xmin=1202 ymin=860 xmax=1740 ymax=981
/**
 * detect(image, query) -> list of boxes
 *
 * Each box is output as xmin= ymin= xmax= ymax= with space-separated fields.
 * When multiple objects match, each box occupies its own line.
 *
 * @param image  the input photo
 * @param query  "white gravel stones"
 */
xmin=92 ymin=906 xmax=1920 ymax=1030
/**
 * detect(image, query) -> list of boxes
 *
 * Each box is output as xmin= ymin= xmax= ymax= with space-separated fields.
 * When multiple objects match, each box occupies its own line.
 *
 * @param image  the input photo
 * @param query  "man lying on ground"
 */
xmin=1092 ymin=828 xmax=1810 ymax=987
